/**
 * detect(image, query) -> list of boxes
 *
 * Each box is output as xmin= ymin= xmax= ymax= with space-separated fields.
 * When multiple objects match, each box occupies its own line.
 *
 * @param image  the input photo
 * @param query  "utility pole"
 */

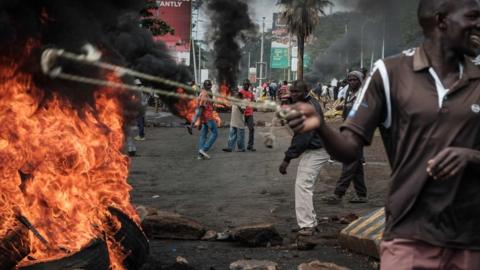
xmin=382 ymin=18 xmax=386 ymax=59
xmin=192 ymin=39 xmax=198 ymax=83
xmin=259 ymin=16 xmax=265 ymax=87
xmin=287 ymin=34 xmax=292 ymax=81
xmin=198 ymin=41 xmax=202 ymax=82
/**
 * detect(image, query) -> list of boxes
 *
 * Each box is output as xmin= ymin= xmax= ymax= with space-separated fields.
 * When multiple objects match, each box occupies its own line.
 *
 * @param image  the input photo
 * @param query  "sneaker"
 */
xmin=297 ymin=227 xmax=317 ymax=236
xmin=222 ymin=148 xmax=233 ymax=152
xmin=197 ymin=155 xmax=203 ymax=160
xmin=186 ymin=125 xmax=193 ymax=135
xmin=247 ymin=147 xmax=256 ymax=152
xmin=349 ymin=195 xmax=368 ymax=203
xmin=237 ymin=149 xmax=246 ymax=152
xmin=134 ymin=136 xmax=145 ymax=141
xmin=199 ymin=150 xmax=211 ymax=160
xmin=128 ymin=151 xmax=136 ymax=157
xmin=322 ymin=194 xmax=343 ymax=205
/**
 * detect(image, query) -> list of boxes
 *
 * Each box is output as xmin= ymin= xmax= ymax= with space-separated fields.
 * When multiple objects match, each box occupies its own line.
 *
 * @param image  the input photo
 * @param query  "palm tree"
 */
xmin=278 ymin=0 xmax=332 ymax=80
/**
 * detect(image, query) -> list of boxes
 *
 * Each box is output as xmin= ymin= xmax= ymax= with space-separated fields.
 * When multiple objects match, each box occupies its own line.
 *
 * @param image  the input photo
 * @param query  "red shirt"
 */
xmin=198 ymin=90 xmax=214 ymax=122
xmin=239 ymin=89 xmax=254 ymax=116
xmin=279 ymin=85 xmax=290 ymax=100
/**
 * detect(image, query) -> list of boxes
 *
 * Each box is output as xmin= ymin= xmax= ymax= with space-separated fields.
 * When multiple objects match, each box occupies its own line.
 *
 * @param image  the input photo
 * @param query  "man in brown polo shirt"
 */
xmin=284 ymin=0 xmax=480 ymax=268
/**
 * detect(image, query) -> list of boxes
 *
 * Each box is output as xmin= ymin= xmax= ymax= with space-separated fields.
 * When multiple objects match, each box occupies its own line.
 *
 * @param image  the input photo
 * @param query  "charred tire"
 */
xmin=109 ymin=207 xmax=149 ymax=270
xmin=19 ymin=238 xmax=109 ymax=270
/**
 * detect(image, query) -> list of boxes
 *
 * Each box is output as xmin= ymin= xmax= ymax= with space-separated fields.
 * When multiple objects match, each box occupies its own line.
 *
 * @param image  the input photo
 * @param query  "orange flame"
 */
xmin=0 ymin=46 xmax=138 ymax=269
xmin=215 ymin=84 xmax=231 ymax=110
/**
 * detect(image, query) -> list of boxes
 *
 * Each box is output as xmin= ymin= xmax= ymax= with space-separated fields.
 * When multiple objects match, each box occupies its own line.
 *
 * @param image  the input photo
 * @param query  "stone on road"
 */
xmin=230 ymin=259 xmax=278 ymax=270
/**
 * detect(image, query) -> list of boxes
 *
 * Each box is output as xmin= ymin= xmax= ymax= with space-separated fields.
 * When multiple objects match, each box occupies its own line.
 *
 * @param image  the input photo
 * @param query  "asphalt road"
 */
xmin=128 ymin=111 xmax=391 ymax=270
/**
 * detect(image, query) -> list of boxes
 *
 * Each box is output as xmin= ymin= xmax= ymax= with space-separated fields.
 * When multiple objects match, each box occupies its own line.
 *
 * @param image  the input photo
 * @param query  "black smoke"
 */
xmin=206 ymin=0 xmax=256 ymax=89
xmin=0 ymin=0 xmax=191 ymax=119
xmin=306 ymin=0 xmax=421 ymax=83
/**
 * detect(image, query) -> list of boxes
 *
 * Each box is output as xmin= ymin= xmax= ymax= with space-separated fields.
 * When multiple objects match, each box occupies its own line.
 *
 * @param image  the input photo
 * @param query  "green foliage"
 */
xmin=278 ymin=0 xmax=332 ymax=38
xmin=277 ymin=0 xmax=333 ymax=79
xmin=140 ymin=0 xmax=175 ymax=36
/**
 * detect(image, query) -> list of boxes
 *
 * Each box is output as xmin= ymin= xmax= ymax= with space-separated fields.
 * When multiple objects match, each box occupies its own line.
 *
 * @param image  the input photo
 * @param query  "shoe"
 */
xmin=247 ymin=147 xmax=256 ymax=152
xmin=237 ymin=149 xmax=246 ymax=152
xmin=322 ymin=194 xmax=343 ymax=205
xmin=297 ymin=227 xmax=317 ymax=236
xmin=128 ymin=151 xmax=136 ymax=157
xmin=222 ymin=148 xmax=232 ymax=152
xmin=349 ymin=195 xmax=368 ymax=203
xmin=328 ymin=158 xmax=335 ymax=163
xmin=186 ymin=125 xmax=193 ymax=135
xmin=199 ymin=150 xmax=211 ymax=160
xmin=197 ymin=155 xmax=203 ymax=160
xmin=134 ymin=135 xmax=145 ymax=141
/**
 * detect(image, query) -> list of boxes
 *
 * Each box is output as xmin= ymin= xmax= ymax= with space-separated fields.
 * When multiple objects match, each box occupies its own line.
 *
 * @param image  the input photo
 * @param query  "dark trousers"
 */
xmin=245 ymin=115 xmax=254 ymax=149
xmin=137 ymin=114 xmax=145 ymax=137
xmin=334 ymin=149 xmax=367 ymax=197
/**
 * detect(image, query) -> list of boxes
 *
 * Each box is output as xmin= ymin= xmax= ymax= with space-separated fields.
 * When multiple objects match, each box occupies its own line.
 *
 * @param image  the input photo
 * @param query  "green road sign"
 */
xmin=303 ymin=54 xmax=311 ymax=68
xmin=270 ymin=47 xmax=288 ymax=69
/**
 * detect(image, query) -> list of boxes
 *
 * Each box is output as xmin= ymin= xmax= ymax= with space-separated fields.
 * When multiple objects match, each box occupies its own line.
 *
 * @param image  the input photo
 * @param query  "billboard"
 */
xmin=271 ymin=13 xmax=290 ymax=69
xmin=153 ymin=0 xmax=192 ymax=65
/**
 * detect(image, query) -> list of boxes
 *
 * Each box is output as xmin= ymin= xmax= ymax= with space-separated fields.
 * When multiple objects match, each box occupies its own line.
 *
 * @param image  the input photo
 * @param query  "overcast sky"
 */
xmin=197 ymin=0 xmax=353 ymax=40
xmin=249 ymin=0 xmax=352 ymax=27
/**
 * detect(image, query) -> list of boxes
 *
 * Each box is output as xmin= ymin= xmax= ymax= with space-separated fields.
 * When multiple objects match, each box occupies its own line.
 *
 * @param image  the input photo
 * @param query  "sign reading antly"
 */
xmin=153 ymin=0 xmax=192 ymax=65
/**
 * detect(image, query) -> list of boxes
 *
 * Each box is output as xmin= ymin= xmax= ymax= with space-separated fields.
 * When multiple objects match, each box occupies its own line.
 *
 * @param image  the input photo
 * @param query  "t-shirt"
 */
xmin=341 ymin=46 xmax=480 ymax=249
xmin=230 ymin=105 xmax=245 ymax=128
xmin=279 ymin=85 xmax=290 ymax=100
xmin=198 ymin=90 xmax=214 ymax=122
xmin=239 ymin=89 xmax=254 ymax=117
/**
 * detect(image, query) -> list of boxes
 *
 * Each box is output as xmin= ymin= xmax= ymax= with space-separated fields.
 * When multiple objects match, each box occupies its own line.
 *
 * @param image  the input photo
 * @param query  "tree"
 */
xmin=278 ymin=0 xmax=332 ymax=80
xmin=140 ymin=0 xmax=175 ymax=36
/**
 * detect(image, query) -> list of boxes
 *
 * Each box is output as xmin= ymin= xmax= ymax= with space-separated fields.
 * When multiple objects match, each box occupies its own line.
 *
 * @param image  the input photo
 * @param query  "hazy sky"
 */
xmin=197 ymin=0 xmax=353 ymax=40
xmin=249 ymin=0 xmax=353 ymax=28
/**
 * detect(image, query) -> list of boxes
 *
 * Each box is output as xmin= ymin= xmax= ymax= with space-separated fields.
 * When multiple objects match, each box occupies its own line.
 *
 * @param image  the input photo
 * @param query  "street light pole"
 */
xmin=259 ymin=16 xmax=265 ymax=87
xmin=198 ymin=41 xmax=202 ymax=82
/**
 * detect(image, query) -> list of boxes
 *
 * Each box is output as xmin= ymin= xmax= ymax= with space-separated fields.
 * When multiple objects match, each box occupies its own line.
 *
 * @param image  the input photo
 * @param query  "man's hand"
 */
xmin=279 ymin=160 xmax=290 ymax=175
xmin=427 ymin=147 xmax=473 ymax=180
xmin=282 ymin=103 xmax=323 ymax=133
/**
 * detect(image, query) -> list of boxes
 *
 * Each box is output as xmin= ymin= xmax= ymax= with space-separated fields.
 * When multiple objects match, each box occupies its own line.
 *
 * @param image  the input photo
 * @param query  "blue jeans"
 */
xmin=191 ymin=107 xmax=202 ymax=125
xmin=198 ymin=120 xmax=218 ymax=152
xmin=137 ymin=114 xmax=145 ymax=137
xmin=227 ymin=127 xmax=245 ymax=151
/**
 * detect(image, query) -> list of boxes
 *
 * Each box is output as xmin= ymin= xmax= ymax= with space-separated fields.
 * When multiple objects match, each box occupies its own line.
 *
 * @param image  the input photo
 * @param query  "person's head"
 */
xmin=418 ymin=0 xmax=480 ymax=57
xmin=203 ymin=80 xmax=212 ymax=91
xmin=290 ymin=80 xmax=309 ymax=103
xmin=242 ymin=79 xmax=251 ymax=91
xmin=283 ymin=80 xmax=288 ymax=85
xmin=347 ymin=71 xmax=364 ymax=92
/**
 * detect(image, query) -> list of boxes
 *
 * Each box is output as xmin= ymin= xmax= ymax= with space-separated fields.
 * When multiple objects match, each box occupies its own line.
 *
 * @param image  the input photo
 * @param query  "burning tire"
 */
xmin=19 ymin=239 xmax=110 ymax=270
xmin=109 ymin=207 xmax=149 ymax=270
xmin=0 ymin=222 xmax=30 ymax=270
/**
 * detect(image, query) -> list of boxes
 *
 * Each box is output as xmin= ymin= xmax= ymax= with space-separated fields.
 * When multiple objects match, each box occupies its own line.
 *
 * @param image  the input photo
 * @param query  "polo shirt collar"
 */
xmin=413 ymin=46 xmax=430 ymax=72
xmin=413 ymin=45 xmax=480 ymax=79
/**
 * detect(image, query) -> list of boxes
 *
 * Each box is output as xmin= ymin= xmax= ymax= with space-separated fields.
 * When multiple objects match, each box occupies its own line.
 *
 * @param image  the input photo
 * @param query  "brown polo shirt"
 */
xmin=342 ymin=46 xmax=480 ymax=249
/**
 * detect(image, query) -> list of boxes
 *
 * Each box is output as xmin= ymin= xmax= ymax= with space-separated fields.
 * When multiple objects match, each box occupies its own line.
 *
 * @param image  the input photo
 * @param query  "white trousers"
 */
xmin=295 ymin=148 xmax=329 ymax=228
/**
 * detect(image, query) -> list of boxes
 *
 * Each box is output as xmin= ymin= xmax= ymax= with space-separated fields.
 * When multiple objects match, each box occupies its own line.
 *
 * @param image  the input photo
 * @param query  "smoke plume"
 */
xmin=306 ymin=0 xmax=421 ymax=83
xmin=0 ymin=0 xmax=191 ymax=118
xmin=206 ymin=0 xmax=256 ymax=88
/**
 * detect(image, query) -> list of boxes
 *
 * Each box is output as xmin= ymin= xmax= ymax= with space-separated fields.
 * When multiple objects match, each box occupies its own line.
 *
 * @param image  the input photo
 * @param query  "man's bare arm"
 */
xmin=285 ymin=103 xmax=364 ymax=163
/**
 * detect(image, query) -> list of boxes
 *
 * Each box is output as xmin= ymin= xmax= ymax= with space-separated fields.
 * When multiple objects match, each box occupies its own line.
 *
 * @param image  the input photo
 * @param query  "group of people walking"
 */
xmin=192 ymin=79 xmax=257 ymax=160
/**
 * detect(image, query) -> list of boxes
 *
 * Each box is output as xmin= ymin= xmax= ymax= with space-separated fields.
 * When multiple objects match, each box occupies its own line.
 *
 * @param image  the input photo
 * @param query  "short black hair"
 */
xmin=417 ymin=0 xmax=455 ymax=34
xmin=291 ymin=80 xmax=308 ymax=93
